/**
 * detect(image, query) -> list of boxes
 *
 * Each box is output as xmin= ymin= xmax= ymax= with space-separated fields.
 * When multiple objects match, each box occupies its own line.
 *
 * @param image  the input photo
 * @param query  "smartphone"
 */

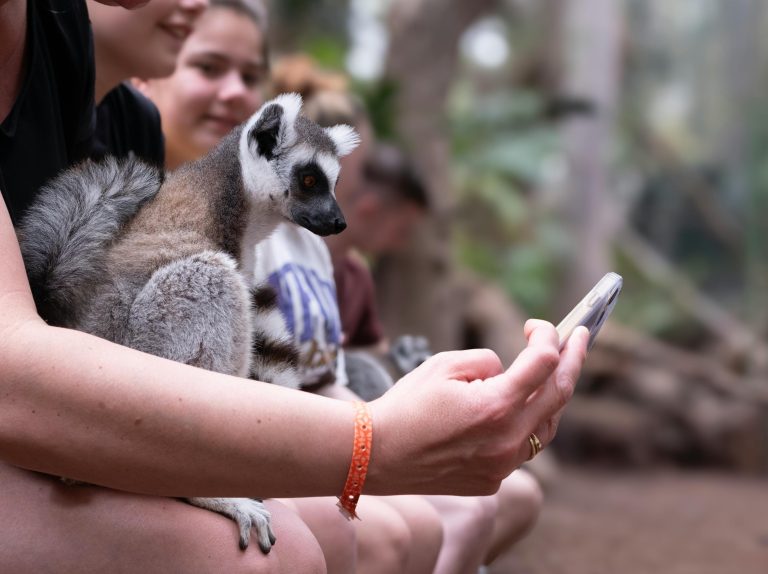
xmin=556 ymin=272 xmax=623 ymax=351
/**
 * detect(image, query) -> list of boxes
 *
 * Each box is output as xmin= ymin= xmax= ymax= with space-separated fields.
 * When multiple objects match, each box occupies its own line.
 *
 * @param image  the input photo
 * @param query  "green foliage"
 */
xmin=612 ymin=255 xmax=680 ymax=333
xmin=354 ymin=78 xmax=400 ymax=142
xmin=299 ymin=35 xmax=347 ymax=70
xmin=448 ymin=86 xmax=568 ymax=315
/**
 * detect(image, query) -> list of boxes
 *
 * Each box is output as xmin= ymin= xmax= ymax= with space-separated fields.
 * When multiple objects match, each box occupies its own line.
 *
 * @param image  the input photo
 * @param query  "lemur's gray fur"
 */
xmin=17 ymin=94 xmax=359 ymax=554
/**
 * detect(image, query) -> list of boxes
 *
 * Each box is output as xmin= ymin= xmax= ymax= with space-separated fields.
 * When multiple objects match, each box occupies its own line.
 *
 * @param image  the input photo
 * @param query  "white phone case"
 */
xmin=556 ymin=272 xmax=623 ymax=350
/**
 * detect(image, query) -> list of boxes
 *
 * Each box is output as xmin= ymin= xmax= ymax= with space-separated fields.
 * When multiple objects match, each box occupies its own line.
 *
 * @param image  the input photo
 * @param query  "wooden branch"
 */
xmin=592 ymin=322 xmax=768 ymax=405
xmin=616 ymin=227 xmax=768 ymax=363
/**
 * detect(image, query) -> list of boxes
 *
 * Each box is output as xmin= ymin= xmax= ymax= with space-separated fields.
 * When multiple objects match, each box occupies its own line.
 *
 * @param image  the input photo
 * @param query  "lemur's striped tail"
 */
xmin=17 ymin=157 xmax=162 ymax=326
xmin=249 ymin=284 xmax=301 ymax=388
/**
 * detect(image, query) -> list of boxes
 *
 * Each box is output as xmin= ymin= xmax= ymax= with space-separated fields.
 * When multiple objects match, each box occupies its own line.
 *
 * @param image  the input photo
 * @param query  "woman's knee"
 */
xmin=289 ymin=497 xmax=356 ymax=574
xmin=385 ymin=495 xmax=444 ymax=551
xmin=125 ymin=498 xmax=327 ymax=574
xmin=355 ymin=496 xmax=411 ymax=572
xmin=425 ymin=493 xmax=498 ymax=546
xmin=0 ymin=465 xmax=326 ymax=574
xmin=483 ymin=469 xmax=545 ymax=564
xmin=383 ymin=495 xmax=444 ymax=573
xmin=447 ymin=494 xmax=498 ymax=531
xmin=498 ymin=469 xmax=544 ymax=529
xmin=116 ymin=498 xmax=327 ymax=574
xmin=255 ymin=500 xmax=327 ymax=574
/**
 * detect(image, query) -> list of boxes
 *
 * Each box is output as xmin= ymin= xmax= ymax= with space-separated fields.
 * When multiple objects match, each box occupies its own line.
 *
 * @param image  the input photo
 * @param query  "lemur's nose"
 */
xmin=333 ymin=217 xmax=347 ymax=233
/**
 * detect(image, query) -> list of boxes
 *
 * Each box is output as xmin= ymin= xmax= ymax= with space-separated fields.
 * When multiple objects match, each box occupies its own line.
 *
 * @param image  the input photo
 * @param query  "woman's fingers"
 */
xmin=523 ymin=318 xmax=557 ymax=341
xmin=489 ymin=321 xmax=560 ymax=404
xmin=522 ymin=326 xmax=589 ymax=442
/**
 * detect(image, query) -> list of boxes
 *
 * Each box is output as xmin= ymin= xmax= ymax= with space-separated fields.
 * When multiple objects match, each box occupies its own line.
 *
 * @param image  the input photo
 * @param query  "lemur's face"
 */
xmin=239 ymin=94 xmax=360 ymax=236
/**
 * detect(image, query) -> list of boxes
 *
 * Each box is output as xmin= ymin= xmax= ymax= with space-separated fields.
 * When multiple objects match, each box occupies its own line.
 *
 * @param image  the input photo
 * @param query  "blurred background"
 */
xmin=267 ymin=0 xmax=767 ymax=571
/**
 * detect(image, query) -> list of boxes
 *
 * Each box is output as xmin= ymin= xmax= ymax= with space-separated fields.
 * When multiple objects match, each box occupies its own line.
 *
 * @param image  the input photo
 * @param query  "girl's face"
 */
xmin=141 ymin=7 xmax=267 ymax=168
xmin=88 ymin=0 xmax=208 ymax=80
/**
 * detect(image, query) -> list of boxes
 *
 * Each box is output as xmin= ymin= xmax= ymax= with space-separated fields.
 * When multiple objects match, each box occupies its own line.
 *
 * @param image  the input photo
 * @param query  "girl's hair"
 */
xmin=269 ymin=55 xmax=365 ymax=128
xmin=208 ymin=0 xmax=269 ymax=68
xmin=364 ymin=144 xmax=430 ymax=211
xmin=210 ymin=0 xmax=268 ymax=30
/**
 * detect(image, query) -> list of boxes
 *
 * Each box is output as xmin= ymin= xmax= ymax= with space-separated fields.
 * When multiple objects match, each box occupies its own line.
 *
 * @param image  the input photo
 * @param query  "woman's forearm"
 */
xmin=0 ymin=200 xmax=358 ymax=499
xmin=0 ymin=319 xmax=356 ymax=498
xmin=0 ymin=200 xmax=588 ymax=501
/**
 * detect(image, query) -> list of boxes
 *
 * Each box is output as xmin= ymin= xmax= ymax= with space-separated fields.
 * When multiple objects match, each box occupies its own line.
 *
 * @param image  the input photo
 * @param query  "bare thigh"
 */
xmin=279 ymin=497 xmax=356 ymax=574
xmin=0 ymin=462 xmax=325 ymax=574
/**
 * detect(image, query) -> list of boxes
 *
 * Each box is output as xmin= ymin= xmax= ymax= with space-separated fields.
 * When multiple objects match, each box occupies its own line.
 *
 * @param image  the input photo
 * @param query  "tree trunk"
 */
xmin=376 ymin=0 xmax=498 ymax=351
xmin=554 ymin=0 xmax=624 ymax=312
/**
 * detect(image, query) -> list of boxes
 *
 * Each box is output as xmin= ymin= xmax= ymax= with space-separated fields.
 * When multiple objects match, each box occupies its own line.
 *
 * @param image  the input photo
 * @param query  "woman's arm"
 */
xmin=0 ymin=198 xmax=587 ymax=499
xmin=0 ymin=198 xmax=355 ymax=497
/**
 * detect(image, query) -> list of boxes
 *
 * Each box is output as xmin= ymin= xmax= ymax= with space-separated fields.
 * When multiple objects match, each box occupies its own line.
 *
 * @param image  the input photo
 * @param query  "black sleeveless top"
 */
xmin=0 ymin=0 xmax=164 ymax=227
xmin=0 ymin=0 xmax=95 ymax=226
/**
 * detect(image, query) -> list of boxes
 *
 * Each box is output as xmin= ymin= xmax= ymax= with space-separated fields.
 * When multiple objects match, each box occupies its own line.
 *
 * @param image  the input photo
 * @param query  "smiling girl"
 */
xmin=138 ymin=0 xmax=268 ymax=169
xmin=88 ymin=0 xmax=209 ymax=101
xmin=88 ymin=0 xmax=209 ymax=166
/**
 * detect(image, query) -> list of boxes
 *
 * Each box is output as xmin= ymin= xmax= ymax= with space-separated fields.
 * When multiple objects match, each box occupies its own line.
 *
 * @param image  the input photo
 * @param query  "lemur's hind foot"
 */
xmin=185 ymin=497 xmax=276 ymax=553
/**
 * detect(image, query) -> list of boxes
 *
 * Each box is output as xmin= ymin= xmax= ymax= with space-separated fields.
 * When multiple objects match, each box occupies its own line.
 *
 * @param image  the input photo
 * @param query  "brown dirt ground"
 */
xmin=488 ymin=464 xmax=768 ymax=574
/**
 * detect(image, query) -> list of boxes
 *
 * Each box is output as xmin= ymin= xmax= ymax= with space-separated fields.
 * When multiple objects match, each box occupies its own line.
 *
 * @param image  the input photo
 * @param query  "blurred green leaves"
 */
xmin=449 ymin=87 xmax=568 ymax=315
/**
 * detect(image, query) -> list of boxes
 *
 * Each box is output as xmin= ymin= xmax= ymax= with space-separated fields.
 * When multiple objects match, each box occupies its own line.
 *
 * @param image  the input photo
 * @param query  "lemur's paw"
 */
xmin=231 ymin=498 xmax=276 ymax=553
xmin=185 ymin=496 xmax=276 ymax=553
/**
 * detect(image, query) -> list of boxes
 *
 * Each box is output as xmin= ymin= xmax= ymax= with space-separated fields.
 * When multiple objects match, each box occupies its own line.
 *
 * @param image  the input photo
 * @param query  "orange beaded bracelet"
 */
xmin=337 ymin=401 xmax=373 ymax=520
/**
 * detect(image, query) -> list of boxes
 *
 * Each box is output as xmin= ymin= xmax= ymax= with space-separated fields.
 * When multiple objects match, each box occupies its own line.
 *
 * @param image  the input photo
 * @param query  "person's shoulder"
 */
xmin=35 ymin=0 xmax=92 ymax=57
xmin=334 ymin=249 xmax=376 ymax=298
xmin=101 ymin=83 xmax=162 ymax=127
xmin=36 ymin=0 xmax=90 ymax=30
xmin=342 ymin=250 xmax=372 ymax=277
xmin=96 ymin=83 xmax=164 ymax=167
xmin=34 ymin=0 xmax=95 ymax=120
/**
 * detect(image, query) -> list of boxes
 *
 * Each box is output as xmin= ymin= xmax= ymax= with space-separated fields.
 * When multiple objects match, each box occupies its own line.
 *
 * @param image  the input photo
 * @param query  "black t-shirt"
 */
xmin=0 ymin=0 xmax=95 ymax=226
xmin=93 ymin=82 xmax=165 ymax=169
xmin=0 ymin=1 xmax=165 ymax=227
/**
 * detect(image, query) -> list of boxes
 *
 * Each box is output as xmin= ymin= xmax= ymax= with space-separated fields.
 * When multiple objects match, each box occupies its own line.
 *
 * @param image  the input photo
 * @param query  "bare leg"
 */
xmin=381 ymin=495 xmax=444 ymax=574
xmin=0 ymin=462 xmax=325 ymax=574
xmin=483 ymin=469 xmax=543 ymax=565
xmin=354 ymin=496 xmax=411 ymax=574
xmin=281 ymin=497 xmax=356 ymax=574
xmin=427 ymin=494 xmax=498 ymax=574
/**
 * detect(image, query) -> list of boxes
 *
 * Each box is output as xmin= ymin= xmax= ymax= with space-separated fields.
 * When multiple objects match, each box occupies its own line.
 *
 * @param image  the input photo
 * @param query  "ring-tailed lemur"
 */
xmin=17 ymin=93 xmax=359 ymax=554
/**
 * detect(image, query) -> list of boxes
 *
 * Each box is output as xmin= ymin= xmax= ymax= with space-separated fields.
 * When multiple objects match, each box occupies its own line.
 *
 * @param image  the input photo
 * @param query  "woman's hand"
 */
xmin=367 ymin=320 xmax=589 ymax=496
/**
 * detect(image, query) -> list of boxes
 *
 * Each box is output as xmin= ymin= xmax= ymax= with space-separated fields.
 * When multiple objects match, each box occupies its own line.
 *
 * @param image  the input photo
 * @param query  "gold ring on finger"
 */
xmin=527 ymin=433 xmax=543 ymax=460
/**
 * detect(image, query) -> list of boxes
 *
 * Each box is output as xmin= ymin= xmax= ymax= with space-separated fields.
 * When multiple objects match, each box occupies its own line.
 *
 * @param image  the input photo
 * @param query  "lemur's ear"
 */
xmin=247 ymin=93 xmax=303 ymax=160
xmin=325 ymin=125 xmax=360 ymax=157
xmin=249 ymin=104 xmax=281 ymax=160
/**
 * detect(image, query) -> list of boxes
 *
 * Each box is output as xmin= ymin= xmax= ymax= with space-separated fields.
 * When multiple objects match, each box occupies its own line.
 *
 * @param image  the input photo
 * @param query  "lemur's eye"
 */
xmin=303 ymin=174 xmax=316 ymax=188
